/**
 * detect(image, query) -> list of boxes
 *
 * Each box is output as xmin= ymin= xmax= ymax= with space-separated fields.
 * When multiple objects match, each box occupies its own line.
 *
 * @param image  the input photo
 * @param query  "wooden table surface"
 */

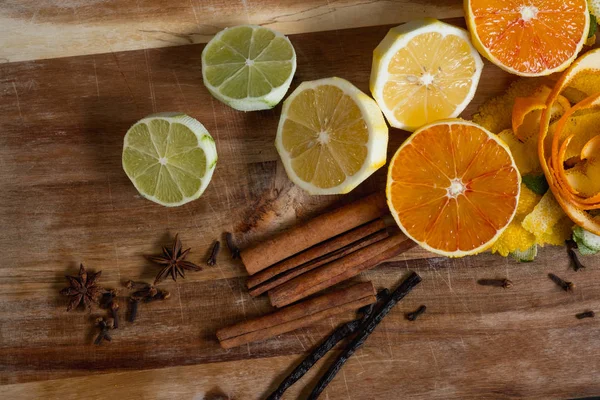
xmin=1 ymin=1 xmax=599 ymax=399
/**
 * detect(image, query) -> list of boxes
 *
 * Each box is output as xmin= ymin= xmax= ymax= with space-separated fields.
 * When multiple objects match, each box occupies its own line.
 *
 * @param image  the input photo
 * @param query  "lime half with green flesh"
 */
xmin=202 ymin=25 xmax=296 ymax=111
xmin=122 ymin=113 xmax=217 ymax=207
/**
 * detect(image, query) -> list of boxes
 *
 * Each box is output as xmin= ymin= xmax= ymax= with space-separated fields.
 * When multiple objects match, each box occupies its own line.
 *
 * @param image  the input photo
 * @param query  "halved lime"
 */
xmin=202 ymin=25 xmax=296 ymax=111
xmin=122 ymin=113 xmax=217 ymax=207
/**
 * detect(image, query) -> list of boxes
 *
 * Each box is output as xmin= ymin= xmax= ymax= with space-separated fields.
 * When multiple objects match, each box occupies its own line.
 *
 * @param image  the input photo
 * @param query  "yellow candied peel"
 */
xmin=490 ymin=185 xmax=540 ymax=256
xmin=497 ymin=129 xmax=540 ymax=175
xmin=472 ymin=78 xmax=547 ymax=133
xmin=589 ymin=0 xmax=600 ymax=17
xmin=477 ymin=79 xmax=576 ymax=257
xmin=522 ymin=190 xmax=566 ymax=238
xmin=538 ymin=216 xmax=575 ymax=246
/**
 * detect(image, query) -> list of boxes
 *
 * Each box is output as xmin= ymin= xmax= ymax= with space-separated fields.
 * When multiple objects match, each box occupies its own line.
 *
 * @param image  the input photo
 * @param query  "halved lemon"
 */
xmin=122 ymin=113 xmax=217 ymax=207
xmin=202 ymin=25 xmax=296 ymax=111
xmin=386 ymin=119 xmax=521 ymax=257
xmin=276 ymin=77 xmax=388 ymax=195
xmin=370 ymin=18 xmax=483 ymax=132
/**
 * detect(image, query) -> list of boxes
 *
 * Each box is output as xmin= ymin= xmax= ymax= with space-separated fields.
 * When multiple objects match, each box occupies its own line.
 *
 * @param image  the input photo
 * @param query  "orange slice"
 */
xmin=386 ymin=119 xmax=521 ymax=257
xmin=465 ymin=0 xmax=589 ymax=76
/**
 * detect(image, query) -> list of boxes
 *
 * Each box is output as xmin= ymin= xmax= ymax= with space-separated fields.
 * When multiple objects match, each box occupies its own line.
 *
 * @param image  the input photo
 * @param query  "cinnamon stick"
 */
xmin=247 ymin=220 xmax=389 ymax=297
xmin=240 ymin=193 xmax=388 ymax=275
xmin=216 ymin=282 xmax=376 ymax=349
xmin=269 ymin=234 xmax=416 ymax=308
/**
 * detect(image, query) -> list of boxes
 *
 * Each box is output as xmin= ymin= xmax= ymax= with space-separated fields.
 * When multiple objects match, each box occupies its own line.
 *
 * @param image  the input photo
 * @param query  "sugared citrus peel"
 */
xmin=539 ymin=49 xmax=600 ymax=235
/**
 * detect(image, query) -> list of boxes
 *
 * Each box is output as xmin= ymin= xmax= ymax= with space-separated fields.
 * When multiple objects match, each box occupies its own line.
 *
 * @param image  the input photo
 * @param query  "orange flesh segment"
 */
xmin=469 ymin=0 xmax=587 ymax=74
xmin=388 ymin=121 xmax=520 ymax=255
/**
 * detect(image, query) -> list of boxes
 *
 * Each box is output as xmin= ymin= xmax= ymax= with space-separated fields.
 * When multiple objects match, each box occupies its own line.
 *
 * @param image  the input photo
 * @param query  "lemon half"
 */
xmin=276 ymin=77 xmax=388 ymax=195
xmin=370 ymin=18 xmax=483 ymax=132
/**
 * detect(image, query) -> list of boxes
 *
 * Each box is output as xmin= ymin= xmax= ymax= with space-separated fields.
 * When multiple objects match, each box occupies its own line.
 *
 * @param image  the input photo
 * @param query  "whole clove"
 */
xmin=576 ymin=311 xmax=595 ymax=319
xmin=125 ymin=281 xmax=154 ymax=323
xmin=94 ymin=317 xmax=114 ymax=345
xmin=566 ymin=240 xmax=586 ymax=271
xmin=477 ymin=278 xmax=513 ymax=288
xmin=207 ymin=240 xmax=221 ymax=266
xmin=225 ymin=232 xmax=240 ymax=259
xmin=131 ymin=286 xmax=158 ymax=301
xmin=100 ymin=289 xmax=117 ymax=308
xmin=125 ymin=280 xmax=150 ymax=290
xmin=110 ymin=302 xmax=120 ymax=328
xmin=143 ymin=289 xmax=171 ymax=303
xmin=307 ymin=272 xmax=422 ymax=400
xmin=128 ymin=298 xmax=139 ymax=323
xmin=266 ymin=295 xmax=384 ymax=400
xmin=548 ymin=273 xmax=575 ymax=292
xmin=127 ymin=284 xmax=169 ymax=322
xmin=405 ymin=305 xmax=427 ymax=321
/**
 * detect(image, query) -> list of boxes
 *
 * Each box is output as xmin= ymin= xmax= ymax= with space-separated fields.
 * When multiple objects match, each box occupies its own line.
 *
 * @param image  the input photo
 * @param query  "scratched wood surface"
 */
xmin=1 ymin=3 xmax=600 ymax=400
xmin=0 ymin=0 xmax=462 ymax=63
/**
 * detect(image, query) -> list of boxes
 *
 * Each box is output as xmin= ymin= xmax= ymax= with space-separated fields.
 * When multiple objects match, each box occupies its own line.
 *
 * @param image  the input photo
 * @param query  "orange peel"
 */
xmin=512 ymin=85 xmax=570 ymax=142
xmin=538 ymin=48 xmax=600 ymax=235
xmin=549 ymin=93 xmax=600 ymax=208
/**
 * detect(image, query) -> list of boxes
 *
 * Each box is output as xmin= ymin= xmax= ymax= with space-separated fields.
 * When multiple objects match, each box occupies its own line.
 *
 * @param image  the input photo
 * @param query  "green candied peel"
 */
xmin=573 ymin=225 xmax=600 ymax=255
xmin=521 ymin=174 xmax=549 ymax=196
xmin=510 ymin=244 xmax=537 ymax=262
xmin=589 ymin=13 xmax=597 ymax=38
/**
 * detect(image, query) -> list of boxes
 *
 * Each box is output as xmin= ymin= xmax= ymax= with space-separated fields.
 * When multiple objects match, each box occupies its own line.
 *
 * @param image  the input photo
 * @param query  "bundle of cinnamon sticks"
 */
xmin=216 ymin=193 xmax=416 ymax=349
xmin=242 ymin=193 xmax=416 ymax=308
xmin=216 ymin=282 xmax=377 ymax=349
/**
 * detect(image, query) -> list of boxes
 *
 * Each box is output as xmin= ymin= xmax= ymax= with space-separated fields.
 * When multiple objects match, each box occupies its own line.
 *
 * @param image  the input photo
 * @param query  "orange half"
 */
xmin=465 ymin=0 xmax=589 ymax=76
xmin=387 ymin=120 xmax=521 ymax=257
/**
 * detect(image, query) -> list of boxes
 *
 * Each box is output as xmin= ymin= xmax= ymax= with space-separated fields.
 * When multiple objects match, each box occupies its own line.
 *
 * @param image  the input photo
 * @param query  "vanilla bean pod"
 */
xmin=307 ymin=272 xmax=422 ymax=400
xmin=265 ymin=291 xmax=388 ymax=400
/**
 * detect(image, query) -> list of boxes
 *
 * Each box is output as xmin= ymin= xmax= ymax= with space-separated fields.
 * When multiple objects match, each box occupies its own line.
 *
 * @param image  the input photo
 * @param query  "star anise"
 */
xmin=147 ymin=234 xmax=202 ymax=285
xmin=59 ymin=264 xmax=103 ymax=311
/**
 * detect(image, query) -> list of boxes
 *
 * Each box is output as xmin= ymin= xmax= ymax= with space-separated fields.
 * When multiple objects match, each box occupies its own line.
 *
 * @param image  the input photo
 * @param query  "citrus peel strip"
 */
xmin=512 ymin=85 xmax=570 ymax=142
xmin=549 ymin=93 xmax=600 ymax=207
xmin=538 ymin=48 xmax=600 ymax=234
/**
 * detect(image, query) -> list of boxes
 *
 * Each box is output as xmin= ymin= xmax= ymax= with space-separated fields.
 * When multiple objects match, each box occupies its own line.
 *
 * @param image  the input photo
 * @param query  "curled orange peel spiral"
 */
xmin=539 ymin=49 xmax=600 ymax=234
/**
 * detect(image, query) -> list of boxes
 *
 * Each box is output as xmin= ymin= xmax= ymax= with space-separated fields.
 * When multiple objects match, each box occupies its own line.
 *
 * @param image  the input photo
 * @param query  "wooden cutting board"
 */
xmin=1 ymin=2 xmax=600 ymax=399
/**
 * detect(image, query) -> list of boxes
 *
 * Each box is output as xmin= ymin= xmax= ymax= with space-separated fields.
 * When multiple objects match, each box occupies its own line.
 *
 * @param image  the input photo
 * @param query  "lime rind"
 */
xmin=122 ymin=113 xmax=217 ymax=207
xmin=202 ymin=25 xmax=297 ymax=111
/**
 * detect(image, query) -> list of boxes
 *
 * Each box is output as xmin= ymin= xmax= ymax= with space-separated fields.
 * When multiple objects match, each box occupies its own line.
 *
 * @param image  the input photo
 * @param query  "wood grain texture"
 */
xmin=0 ymin=0 xmax=463 ymax=63
xmin=0 ymin=15 xmax=599 ymax=400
